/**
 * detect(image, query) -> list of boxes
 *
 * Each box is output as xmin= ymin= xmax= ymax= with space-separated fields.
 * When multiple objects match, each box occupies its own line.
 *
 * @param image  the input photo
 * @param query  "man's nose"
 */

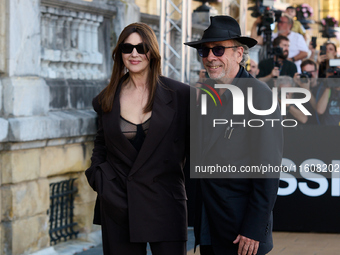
xmin=205 ymin=49 xmax=217 ymax=61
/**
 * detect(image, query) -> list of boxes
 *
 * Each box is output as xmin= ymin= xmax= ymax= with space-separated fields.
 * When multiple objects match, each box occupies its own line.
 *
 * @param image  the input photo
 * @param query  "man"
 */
xmin=294 ymin=59 xmax=320 ymax=107
xmin=294 ymin=59 xmax=320 ymax=124
xmin=251 ymin=14 xmax=308 ymax=73
xmin=185 ymin=16 xmax=283 ymax=255
xmin=247 ymin=59 xmax=260 ymax=77
xmin=273 ymin=6 xmax=306 ymax=39
xmin=257 ymin=35 xmax=297 ymax=88
xmin=276 ymin=76 xmax=308 ymax=124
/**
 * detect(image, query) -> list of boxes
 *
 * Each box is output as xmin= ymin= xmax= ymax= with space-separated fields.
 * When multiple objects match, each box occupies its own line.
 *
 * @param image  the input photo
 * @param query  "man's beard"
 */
xmin=279 ymin=51 xmax=289 ymax=60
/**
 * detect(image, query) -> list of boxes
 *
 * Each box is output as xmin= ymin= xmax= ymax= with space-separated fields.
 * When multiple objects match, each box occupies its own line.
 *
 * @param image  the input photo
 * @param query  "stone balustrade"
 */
xmin=40 ymin=6 xmax=104 ymax=80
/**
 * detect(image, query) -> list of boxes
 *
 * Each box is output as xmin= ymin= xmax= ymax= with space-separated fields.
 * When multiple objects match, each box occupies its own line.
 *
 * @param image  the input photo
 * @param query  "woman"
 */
xmin=85 ymin=23 xmax=190 ymax=255
xmin=318 ymin=41 xmax=338 ymax=78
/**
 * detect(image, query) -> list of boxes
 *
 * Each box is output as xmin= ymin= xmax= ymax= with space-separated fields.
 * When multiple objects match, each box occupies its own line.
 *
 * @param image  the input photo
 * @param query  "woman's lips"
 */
xmin=129 ymin=60 xmax=140 ymax=65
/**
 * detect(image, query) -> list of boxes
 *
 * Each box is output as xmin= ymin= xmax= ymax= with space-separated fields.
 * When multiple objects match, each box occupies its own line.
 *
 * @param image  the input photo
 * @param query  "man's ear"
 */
xmin=237 ymin=46 xmax=244 ymax=63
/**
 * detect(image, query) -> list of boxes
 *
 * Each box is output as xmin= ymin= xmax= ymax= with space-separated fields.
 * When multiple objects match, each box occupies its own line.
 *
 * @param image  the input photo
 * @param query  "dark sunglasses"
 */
xmin=120 ymin=43 xmax=149 ymax=54
xmin=197 ymin=46 xmax=238 ymax=58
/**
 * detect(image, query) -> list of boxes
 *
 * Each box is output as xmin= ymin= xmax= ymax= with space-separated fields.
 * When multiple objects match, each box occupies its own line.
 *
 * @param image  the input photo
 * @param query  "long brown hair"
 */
xmin=99 ymin=23 xmax=162 ymax=112
xmin=322 ymin=41 xmax=338 ymax=76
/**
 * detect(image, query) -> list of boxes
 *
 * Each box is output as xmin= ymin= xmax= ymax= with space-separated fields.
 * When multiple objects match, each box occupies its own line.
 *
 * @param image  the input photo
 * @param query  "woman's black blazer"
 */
xmin=85 ymin=74 xmax=190 ymax=242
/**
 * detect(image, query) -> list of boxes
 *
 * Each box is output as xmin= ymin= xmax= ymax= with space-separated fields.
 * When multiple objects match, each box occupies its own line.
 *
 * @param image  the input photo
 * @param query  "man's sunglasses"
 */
xmin=120 ymin=43 xmax=149 ymax=54
xmin=197 ymin=46 xmax=238 ymax=58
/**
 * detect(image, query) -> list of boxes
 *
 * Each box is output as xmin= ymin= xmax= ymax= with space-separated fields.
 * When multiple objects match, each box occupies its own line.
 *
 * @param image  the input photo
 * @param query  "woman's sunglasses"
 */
xmin=120 ymin=43 xmax=149 ymax=54
xmin=197 ymin=46 xmax=238 ymax=58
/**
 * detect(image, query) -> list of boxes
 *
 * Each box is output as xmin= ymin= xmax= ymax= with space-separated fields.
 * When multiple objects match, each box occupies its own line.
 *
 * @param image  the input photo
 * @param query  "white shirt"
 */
xmin=272 ymin=32 xmax=308 ymax=73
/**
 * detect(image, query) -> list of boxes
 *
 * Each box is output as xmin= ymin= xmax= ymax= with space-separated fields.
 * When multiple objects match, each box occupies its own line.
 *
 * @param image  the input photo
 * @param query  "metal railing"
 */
xmin=49 ymin=178 xmax=79 ymax=245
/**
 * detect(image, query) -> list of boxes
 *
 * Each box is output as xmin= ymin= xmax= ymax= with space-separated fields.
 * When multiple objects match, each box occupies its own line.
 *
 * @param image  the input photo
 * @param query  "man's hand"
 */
xmin=271 ymin=67 xmax=280 ymax=78
xmin=308 ymin=41 xmax=316 ymax=52
xmin=233 ymin=234 xmax=259 ymax=255
xmin=198 ymin=69 xmax=207 ymax=82
xmin=293 ymin=72 xmax=310 ymax=90
xmin=254 ymin=16 xmax=262 ymax=25
xmin=250 ymin=17 xmax=264 ymax=45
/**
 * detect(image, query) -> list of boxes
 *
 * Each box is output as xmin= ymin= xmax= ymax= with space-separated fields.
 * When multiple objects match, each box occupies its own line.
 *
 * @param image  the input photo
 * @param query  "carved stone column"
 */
xmin=71 ymin=18 xmax=81 ymax=49
xmin=78 ymin=13 xmax=86 ymax=52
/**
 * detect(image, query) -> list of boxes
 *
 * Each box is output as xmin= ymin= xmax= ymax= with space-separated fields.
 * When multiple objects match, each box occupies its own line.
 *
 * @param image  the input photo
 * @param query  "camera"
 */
xmin=325 ymin=67 xmax=340 ymax=88
xmin=325 ymin=59 xmax=340 ymax=88
xmin=272 ymin=46 xmax=283 ymax=56
xmin=274 ymin=61 xmax=282 ymax=69
xmin=262 ymin=7 xmax=275 ymax=27
xmin=248 ymin=0 xmax=281 ymax=61
xmin=270 ymin=47 xmax=283 ymax=78
xmin=300 ymin=71 xmax=313 ymax=84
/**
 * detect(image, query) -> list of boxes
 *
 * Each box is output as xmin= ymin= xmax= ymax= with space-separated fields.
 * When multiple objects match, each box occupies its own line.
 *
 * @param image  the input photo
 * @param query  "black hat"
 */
xmin=185 ymin=15 xmax=257 ymax=49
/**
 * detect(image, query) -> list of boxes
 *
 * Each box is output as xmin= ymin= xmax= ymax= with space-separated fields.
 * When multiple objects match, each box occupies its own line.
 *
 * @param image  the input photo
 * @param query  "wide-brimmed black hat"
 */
xmin=185 ymin=15 xmax=257 ymax=49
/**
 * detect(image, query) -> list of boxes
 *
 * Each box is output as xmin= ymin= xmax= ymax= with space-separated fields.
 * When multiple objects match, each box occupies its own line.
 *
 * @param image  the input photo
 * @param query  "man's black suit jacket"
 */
xmin=193 ymin=67 xmax=283 ymax=255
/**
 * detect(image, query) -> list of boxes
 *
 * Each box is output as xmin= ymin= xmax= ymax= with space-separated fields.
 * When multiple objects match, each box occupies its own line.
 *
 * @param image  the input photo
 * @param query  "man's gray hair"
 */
xmin=282 ymin=14 xmax=294 ymax=28
xmin=276 ymin=75 xmax=294 ymax=87
xmin=232 ymin=40 xmax=249 ymax=67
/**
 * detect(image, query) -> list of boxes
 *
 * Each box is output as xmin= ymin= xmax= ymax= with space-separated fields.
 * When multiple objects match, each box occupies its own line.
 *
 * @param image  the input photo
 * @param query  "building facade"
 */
xmin=0 ymin=0 xmax=203 ymax=254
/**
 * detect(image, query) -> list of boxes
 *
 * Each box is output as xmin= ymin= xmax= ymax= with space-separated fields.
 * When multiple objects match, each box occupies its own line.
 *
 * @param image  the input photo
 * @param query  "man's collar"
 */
xmin=235 ymin=65 xmax=245 ymax=79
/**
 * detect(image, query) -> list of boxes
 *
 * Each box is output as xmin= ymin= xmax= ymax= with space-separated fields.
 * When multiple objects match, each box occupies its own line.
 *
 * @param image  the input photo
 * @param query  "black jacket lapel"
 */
xmin=129 ymin=82 xmax=175 ymax=176
xmin=103 ymin=75 xmax=138 ymax=171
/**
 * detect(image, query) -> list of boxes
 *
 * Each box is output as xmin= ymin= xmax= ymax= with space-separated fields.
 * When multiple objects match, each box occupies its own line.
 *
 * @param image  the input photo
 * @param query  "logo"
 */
xmin=197 ymin=82 xmax=223 ymax=115
xmin=199 ymin=83 xmax=312 ymax=128
xmin=201 ymin=84 xmax=311 ymax=116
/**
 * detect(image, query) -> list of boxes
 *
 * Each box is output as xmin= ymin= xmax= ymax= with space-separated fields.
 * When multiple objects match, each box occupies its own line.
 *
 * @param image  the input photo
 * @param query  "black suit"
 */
xmin=85 ymin=74 xmax=190 ymax=254
xmin=193 ymin=67 xmax=283 ymax=255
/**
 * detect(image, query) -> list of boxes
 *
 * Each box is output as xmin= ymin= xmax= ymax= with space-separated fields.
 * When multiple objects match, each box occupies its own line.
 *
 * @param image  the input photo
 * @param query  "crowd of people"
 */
xmin=247 ymin=6 xmax=340 ymax=126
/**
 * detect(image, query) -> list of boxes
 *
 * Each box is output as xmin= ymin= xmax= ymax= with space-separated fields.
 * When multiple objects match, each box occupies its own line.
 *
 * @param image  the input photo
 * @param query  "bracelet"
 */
xmin=292 ymin=57 xmax=295 ymax=62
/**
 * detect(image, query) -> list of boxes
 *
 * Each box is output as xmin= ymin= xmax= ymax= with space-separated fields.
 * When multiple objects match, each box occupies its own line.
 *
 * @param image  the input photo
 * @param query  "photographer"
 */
xmin=276 ymin=76 xmax=308 ymax=124
xmin=294 ymin=59 xmax=320 ymax=124
xmin=247 ymin=59 xmax=260 ymax=77
xmin=318 ymin=42 xmax=338 ymax=78
xmin=316 ymin=66 xmax=340 ymax=125
xmin=273 ymin=6 xmax=306 ymax=40
xmin=251 ymin=15 xmax=308 ymax=73
xmin=257 ymin=35 xmax=297 ymax=88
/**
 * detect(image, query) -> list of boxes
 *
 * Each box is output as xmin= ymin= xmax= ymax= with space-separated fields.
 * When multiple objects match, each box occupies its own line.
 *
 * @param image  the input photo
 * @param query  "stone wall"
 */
xmin=0 ymin=139 xmax=97 ymax=254
xmin=0 ymin=0 xmax=117 ymax=254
